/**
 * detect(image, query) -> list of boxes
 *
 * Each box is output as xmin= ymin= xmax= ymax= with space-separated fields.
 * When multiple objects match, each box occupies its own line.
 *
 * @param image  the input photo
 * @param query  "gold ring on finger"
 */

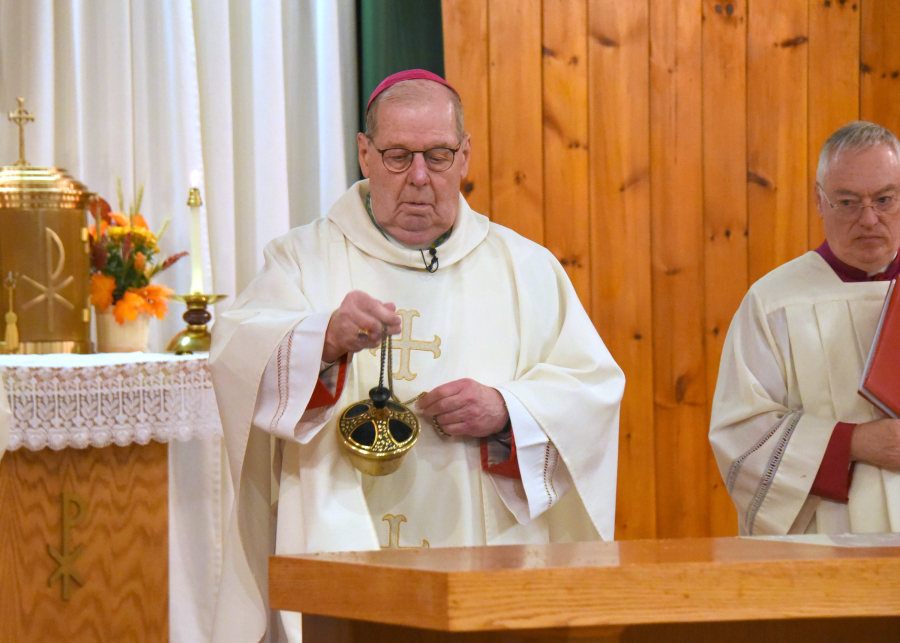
xmin=433 ymin=416 xmax=450 ymax=438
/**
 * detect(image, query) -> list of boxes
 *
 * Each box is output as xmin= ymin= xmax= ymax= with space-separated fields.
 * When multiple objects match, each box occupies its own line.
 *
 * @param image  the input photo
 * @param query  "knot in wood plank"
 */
xmin=778 ymin=36 xmax=808 ymax=48
xmin=590 ymin=33 xmax=619 ymax=48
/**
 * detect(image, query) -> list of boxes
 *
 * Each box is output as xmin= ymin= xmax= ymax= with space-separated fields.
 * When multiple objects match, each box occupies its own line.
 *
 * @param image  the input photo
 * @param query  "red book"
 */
xmin=859 ymin=279 xmax=900 ymax=419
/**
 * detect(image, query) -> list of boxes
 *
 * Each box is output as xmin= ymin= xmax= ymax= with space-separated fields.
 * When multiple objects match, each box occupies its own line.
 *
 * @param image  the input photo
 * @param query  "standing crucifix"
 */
xmin=7 ymin=97 xmax=34 ymax=167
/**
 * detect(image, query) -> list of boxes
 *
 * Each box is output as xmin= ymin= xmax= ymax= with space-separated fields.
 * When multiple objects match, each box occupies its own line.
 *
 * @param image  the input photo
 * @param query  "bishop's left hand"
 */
xmin=416 ymin=378 xmax=509 ymax=438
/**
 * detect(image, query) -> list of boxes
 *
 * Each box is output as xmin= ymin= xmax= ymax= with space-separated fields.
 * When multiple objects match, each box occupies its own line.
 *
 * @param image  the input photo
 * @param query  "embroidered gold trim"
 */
xmin=380 ymin=513 xmax=429 ymax=549
xmin=370 ymin=309 xmax=440 ymax=381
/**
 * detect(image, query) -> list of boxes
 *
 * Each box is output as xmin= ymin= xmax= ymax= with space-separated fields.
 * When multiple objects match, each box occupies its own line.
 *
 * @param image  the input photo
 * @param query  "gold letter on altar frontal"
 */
xmin=47 ymin=492 xmax=87 ymax=600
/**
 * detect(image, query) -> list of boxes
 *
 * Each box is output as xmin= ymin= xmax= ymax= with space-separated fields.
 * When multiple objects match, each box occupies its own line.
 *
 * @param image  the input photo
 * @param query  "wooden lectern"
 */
xmin=270 ymin=537 xmax=900 ymax=643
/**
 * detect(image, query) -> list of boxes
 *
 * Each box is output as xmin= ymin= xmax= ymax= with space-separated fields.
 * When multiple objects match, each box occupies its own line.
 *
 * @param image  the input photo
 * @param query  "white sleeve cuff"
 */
xmin=251 ymin=311 xmax=334 ymax=442
xmin=490 ymin=389 xmax=573 ymax=524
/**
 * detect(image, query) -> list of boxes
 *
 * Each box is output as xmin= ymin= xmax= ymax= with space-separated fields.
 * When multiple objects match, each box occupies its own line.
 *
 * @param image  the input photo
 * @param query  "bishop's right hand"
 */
xmin=322 ymin=290 xmax=402 ymax=363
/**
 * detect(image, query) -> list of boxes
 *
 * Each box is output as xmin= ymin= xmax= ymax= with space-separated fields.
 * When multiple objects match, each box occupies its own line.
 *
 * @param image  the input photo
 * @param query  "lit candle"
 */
xmin=188 ymin=170 xmax=204 ymax=294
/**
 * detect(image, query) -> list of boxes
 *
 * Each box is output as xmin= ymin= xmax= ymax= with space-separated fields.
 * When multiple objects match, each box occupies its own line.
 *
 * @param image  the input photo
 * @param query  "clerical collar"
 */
xmin=364 ymin=192 xmax=452 ymax=272
xmin=815 ymin=240 xmax=900 ymax=283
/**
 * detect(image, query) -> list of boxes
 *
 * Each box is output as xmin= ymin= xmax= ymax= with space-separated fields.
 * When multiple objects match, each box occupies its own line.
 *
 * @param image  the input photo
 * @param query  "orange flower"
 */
xmin=87 ymin=220 xmax=108 ymax=242
xmin=134 ymin=251 xmax=147 ymax=272
xmin=109 ymin=211 xmax=130 ymax=227
xmin=112 ymin=290 xmax=146 ymax=324
xmin=90 ymin=273 xmax=116 ymax=311
xmin=134 ymin=283 xmax=173 ymax=320
xmin=109 ymin=211 xmax=148 ymax=229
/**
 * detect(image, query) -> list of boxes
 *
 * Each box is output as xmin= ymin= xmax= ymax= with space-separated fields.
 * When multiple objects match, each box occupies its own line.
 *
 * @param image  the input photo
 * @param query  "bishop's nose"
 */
xmin=406 ymin=153 xmax=431 ymax=185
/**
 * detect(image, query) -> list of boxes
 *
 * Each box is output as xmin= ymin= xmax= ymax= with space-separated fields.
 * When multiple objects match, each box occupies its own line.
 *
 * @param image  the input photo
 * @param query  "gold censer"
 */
xmin=338 ymin=335 xmax=420 ymax=476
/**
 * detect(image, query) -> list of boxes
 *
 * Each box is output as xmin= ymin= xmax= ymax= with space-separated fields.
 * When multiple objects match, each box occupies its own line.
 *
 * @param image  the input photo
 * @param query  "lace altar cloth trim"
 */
xmin=0 ymin=353 xmax=222 ymax=451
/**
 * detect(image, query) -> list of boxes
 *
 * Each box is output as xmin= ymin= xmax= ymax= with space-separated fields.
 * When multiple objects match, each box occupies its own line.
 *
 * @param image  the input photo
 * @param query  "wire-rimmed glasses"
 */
xmin=373 ymin=143 xmax=462 ymax=173
xmin=817 ymin=183 xmax=900 ymax=219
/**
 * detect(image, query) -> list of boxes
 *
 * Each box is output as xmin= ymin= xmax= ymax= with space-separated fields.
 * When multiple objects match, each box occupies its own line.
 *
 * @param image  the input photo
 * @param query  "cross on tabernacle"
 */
xmin=8 ymin=97 xmax=34 ymax=166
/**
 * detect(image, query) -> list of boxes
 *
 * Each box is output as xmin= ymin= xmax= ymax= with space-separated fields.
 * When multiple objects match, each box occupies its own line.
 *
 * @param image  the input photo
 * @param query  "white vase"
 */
xmin=95 ymin=309 xmax=150 ymax=353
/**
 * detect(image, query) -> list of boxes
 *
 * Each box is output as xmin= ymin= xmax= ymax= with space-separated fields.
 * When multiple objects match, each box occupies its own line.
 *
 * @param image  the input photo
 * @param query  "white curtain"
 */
xmin=0 ymin=1 xmax=358 ymax=641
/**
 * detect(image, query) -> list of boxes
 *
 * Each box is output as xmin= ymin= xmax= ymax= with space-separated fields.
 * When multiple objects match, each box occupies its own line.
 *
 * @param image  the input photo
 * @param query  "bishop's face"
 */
xmin=816 ymin=143 xmax=900 ymax=272
xmin=358 ymin=87 xmax=471 ymax=247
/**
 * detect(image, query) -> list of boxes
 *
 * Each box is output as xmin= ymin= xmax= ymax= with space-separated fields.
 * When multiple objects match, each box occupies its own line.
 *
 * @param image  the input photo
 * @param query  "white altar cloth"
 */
xmin=0 ymin=352 xmax=227 ymax=643
xmin=1 ymin=352 xmax=221 ymax=451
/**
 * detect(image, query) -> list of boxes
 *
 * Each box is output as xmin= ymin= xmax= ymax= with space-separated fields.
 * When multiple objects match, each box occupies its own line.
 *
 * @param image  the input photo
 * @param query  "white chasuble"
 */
xmin=710 ymin=251 xmax=900 ymax=536
xmin=208 ymin=180 xmax=625 ymax=643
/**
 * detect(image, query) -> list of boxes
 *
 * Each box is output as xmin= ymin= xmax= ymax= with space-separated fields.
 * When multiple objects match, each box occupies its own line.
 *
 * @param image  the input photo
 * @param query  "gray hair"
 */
xmin=365 ymin=79 xmax=465 ymax=143
xmin=816 ymin=121 xmax=900 ymax=184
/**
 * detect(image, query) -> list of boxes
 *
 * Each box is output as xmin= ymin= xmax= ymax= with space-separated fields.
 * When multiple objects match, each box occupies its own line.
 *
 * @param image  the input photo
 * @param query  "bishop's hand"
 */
xmin=416 ymin=378 xmax=510 ymax=438
xmin=322 ymin=290 xmax=402 ymax=363
xmin=850 ymin=418 xmax=900 ymax=471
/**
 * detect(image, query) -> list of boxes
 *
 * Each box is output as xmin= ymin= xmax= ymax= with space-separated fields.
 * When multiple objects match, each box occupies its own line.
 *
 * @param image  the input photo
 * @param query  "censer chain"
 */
xmin=379 ymin=331 xmax=424 ymax=407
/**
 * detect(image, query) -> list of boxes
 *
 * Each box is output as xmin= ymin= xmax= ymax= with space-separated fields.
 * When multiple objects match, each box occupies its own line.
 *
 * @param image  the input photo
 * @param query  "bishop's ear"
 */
xmin=358 ymin=133 xmax=373 ymax=179
xmin=813 ymin=183 xmax=826 ymax=218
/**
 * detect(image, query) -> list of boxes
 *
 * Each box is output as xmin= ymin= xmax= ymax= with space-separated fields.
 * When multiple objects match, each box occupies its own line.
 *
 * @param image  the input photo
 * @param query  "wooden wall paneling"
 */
xmin=587 ymin=0 xmax=655 ymax=540
xmin=701 ymin=0 xmax=746 ymax=537
xmin=861 ymin=0 xmax=900 ymax=133
xmin=808 ymin=0 xmax=861 ymax=249
xmin=442 ymin=0 xmax=492 ymax=216
xmin=746 ymin=0 xmax=810 ymax=283
xmin=442 ymin=0 xmax=900 ymax=538
xmin=649 ymin=0 xmax=708 ymax=538
xmin=487 ymin=0 xmax=544 ymax=243
xmin=542 ymin=0 xmax=591 ymax=306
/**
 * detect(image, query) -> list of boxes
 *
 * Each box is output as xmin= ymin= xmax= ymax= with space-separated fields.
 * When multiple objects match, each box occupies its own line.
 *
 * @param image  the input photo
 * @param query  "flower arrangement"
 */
xmin=89 ymin=181 xmax=187 ymax=324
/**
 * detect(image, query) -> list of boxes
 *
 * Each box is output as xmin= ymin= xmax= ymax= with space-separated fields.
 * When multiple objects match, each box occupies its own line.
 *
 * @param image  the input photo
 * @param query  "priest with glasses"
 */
xmin=711 ymin=121 xmax=900 ymax=537
xmin=208 ymin=69 xmax=625 ymax=643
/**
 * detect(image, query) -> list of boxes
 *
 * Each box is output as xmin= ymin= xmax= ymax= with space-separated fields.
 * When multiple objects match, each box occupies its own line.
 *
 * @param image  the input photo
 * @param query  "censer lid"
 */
xmin=0 ymin=97 xmax=95 ymax=210
xmin=338 ymin=389 xmax=420 ymax=476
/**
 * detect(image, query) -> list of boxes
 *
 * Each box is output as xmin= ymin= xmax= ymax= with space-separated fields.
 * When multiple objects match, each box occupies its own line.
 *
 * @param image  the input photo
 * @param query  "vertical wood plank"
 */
xmin=861 ymin=1 xmax=900 ymax=135
xmin=589 ymin=0 xmax=655 ymax=540
xmin=442 ymin=0 xmax=492 ymax=217
xmin=747 ymin=0 xmax=809 ymax=283
xmin=488 ymin=0 xmax=544 ymax=243
xmin=650 ymin=0 xmax=708 ymax=539
xmin=808 ymin=0 xmax=860 ymax=249
xmin=543 ymin=0 xmax=591 ymax=307
xmin=701 ymin=0 xmax=746 ymax=537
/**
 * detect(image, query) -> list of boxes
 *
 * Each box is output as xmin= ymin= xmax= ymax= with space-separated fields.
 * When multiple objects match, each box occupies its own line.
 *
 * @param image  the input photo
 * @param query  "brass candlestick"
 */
xmin=166 ymin=293 xmax=227 ymax=354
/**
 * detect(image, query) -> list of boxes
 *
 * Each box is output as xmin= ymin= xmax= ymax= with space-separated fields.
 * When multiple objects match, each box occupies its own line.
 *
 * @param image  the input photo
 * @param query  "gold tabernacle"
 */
xmin=0 ymin=98 xmax=95 ymax=354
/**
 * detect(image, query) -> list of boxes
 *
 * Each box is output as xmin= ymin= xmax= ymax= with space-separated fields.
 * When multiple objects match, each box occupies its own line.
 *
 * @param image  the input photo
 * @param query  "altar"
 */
xmin=0 ymin=353 xmax=225 ymax=643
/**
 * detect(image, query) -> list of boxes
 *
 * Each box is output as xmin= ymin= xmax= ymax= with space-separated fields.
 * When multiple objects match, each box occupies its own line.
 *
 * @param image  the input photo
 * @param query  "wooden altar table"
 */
xmin=269 ymin=536 xmax=900 ymax=642
xmin=0 ymin=353 xmax=223 ymax=643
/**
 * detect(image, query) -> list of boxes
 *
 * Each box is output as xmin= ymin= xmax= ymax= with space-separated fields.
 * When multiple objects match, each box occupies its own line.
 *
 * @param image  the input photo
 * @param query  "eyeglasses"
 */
xmin=372 ymin=141 xmax=461 ymax=173
xmin=817 ymin=183 xmax=900 ymax=219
